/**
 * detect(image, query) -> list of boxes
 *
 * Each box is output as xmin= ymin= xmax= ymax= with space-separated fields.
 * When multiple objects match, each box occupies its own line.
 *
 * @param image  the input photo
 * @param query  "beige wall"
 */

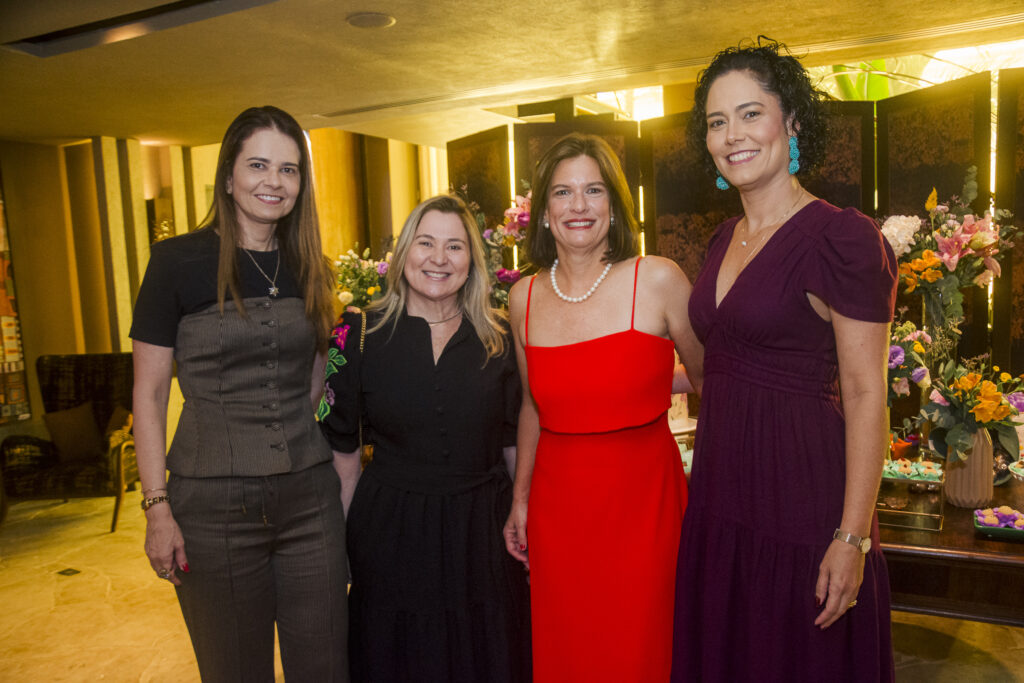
xmin=64 ymin=142 xmax=112 ymax=354
xmin=387 ymin=139 xmax=420 ymax=239
xmin=309 ymin=128 xmax=364 ymax=260
xmin=189 ymin=143 xmax=220 ymax=226
xmin=663 ymin=82 xmax=696 ymax=115
xmin=0 ymin=140 xmax=86 ymax=419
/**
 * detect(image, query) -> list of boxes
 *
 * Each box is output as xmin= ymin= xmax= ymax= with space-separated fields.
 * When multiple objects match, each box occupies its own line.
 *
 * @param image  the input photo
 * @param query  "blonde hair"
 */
xmin=201 ymin=106 xmax=334 ymax=350
xmin=368 ymin=195 xmax=507 ymax=360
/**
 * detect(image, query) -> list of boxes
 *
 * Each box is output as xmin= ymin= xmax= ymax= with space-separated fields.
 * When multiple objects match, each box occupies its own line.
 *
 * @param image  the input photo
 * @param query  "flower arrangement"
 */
xmin=887 ymin=319 xmax=932 ymax=405
xmin=334 ymin=247 xmax=389 ymax=309
xmin=880 ymin=167 xmax=1018 ymax=327
xmin=482 ymin=191 xmax=530 ymax=307
xmin=920 ymin=356 xmax=1021 ymax=463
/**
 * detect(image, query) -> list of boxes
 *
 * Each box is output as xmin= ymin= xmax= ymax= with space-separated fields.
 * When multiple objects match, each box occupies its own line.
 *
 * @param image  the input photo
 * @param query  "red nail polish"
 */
xmin=815 ymin=597 xmax=821 ymax=606
xmin=519 ymin=544 xmax=526 ymax=551
xmin=182 ymin=563 xmax=191 ymax=573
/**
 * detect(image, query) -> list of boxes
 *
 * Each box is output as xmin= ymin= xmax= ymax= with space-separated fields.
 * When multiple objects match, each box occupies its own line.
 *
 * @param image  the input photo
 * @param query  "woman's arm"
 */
xmin=133 ymin=339 xmax=188 ymax=585
xmin=503 ymin=278 xmax=536 ymax=570
xmin=332 ymin=449 xmax=361 ymax=518
xmin=645 ymin=256 xmax=704 ymax=395
xmin=814 ymin=311 xmax=889 ymax=629
xmin=310 ymin=350 xmax=327 ymax=411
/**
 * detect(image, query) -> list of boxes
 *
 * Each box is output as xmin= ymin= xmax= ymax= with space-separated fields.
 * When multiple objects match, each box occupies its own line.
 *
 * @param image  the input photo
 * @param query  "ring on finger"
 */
xmin=847 ymin=599 xmax=857 ymax=608
xmin=157 ymin=568 xmax=172 ymax=579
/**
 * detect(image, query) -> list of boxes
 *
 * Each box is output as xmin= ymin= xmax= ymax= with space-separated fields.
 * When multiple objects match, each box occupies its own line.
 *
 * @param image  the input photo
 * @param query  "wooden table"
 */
xmin=879 ymin=477 xmax=1024 ymax=626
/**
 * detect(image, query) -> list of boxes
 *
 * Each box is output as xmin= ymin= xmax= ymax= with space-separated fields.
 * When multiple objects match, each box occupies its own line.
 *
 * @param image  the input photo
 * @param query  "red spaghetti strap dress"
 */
xmin=525 ymin=257 xmax=687 ymax=683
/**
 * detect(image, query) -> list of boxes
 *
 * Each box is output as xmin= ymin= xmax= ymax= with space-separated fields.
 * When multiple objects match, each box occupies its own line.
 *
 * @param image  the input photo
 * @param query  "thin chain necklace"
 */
xmin=738 ymin=190 xmax=806 ymax=268
xmin=426 ymin=310 xmax=462 ymax=325
xmin=242 ymin=248 xmax=281 ymax=297
xmin=550 ymin=258 xmax=613 ymax=304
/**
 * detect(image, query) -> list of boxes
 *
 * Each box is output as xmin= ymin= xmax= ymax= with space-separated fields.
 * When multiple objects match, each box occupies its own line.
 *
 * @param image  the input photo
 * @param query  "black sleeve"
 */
xmin=129 ymin=240 xmax=182 ymax=347
xmin=319 ymin=312 xmax=365 ymax=453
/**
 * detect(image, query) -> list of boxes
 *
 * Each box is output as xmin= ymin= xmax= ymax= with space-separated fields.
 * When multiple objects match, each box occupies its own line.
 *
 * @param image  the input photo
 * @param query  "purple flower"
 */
xmin=929 ymin=389 xmax=949 ymax=407
xmin=324 ymin=384 xmax=335 ymax=407
xmin=1007 ymin=392 xmax=1024 ymax=413
xmin=332 ymin=323 xmax=351 ymax=350
xmin=376 ymin=261 xmax=389 ymax=276
xmin=483 ymin=229 xmax=494 ymax=240
xmin=888 ymin=345 xmax=905 ymax=369
xmin=495 ymin=268 xmax=521 ymax=284
xmin=910 ymin=367 xmax=929 ymax=386
xmin=516 ymin=211 xmax=530 ymax=228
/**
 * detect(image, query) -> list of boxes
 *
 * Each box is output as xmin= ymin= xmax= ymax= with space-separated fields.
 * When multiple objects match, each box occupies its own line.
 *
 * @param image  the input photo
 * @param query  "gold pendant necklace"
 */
xmin=243 ymin=248 xmax=281 ymax=297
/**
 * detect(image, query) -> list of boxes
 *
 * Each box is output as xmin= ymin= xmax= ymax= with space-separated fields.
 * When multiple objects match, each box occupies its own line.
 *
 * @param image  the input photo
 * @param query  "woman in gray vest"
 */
xmin=131 ymin=106 xmax=348 ymax=682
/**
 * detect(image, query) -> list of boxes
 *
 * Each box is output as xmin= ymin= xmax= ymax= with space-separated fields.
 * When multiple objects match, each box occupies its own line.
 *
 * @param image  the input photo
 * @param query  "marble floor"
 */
xmin=1 ymin=492 xmax=1022 ymax=682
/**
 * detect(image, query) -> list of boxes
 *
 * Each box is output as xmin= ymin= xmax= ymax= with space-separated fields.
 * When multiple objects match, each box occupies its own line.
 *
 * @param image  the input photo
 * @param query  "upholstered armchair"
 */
xmin=0 ymin=353 xmax=138 ymax=531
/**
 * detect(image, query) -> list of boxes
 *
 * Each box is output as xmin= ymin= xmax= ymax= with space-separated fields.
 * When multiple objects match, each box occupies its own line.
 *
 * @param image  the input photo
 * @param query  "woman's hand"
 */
xmin=813 ymin=539 xmax=865 ymax=629
xmin=144 ymin=504 xmax=188 ymax=586
xmin=503 ymin=500 xmax=529 ymax=571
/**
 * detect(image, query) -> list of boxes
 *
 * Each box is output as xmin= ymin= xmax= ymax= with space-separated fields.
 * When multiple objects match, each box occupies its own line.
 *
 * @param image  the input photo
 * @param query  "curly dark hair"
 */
xmin=688 ymin=36 xmax=830 ymax=180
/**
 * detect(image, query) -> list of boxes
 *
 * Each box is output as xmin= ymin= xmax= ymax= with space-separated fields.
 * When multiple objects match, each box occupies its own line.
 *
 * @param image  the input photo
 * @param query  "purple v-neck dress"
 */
xmin=672 ymin=200 xmax=897 ymax=682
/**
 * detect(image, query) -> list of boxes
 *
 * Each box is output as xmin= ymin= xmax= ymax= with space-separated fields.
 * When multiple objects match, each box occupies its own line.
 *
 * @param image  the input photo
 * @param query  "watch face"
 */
xmin=860 ymin=538 xmax=872 ymax=553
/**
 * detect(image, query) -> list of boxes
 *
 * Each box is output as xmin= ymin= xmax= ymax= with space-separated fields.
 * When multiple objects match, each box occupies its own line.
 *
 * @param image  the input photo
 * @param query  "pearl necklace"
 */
xmin=550 ymin=258 xmax=613 ymax=303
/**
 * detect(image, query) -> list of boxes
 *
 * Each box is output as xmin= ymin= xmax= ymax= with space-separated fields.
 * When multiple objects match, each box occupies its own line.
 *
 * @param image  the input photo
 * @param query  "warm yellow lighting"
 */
xmin=513 ymin=245 xmax=518 ymax=270
xmin=640 ymin=232 xmax=646 ymax=257
xmin=638 ymin=185 xmax=645 ymax=223
xmin=593 ymin=87 xmax=664 ymax=121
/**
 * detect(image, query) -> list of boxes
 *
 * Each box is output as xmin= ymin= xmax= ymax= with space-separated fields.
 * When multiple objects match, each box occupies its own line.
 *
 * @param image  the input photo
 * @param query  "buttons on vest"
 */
xmin=263 ymin=319 xmax=278 ymax=328
xmin=264 ymin=360 xmax=277 ymax=369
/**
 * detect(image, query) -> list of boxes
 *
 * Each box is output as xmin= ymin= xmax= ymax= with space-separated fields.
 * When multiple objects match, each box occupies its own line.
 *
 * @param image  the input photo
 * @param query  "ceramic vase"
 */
xmin=945 ymin=428 xmax=994 ymax=508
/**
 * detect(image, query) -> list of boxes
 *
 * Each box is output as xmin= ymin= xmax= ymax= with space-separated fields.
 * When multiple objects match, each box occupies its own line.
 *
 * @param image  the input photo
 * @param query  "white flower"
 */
xmin=881 ymin=215 xmax=921 ymax=257
xmin=337 ymin=290 xmax=354 ymax=306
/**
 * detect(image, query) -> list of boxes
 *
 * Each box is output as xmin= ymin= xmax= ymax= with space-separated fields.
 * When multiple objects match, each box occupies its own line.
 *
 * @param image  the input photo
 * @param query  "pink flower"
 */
xmin=892 ymin=377 xmax=911 ymax=396
xmin=974 ymin=269 xmax=994 ymax=287
xmin=495 ymin=268 xmax=521 ymax=284
xmin=332 ymin=323 xmax=351 ymax=350
xmin=483 ymin=229 xmax=494 ymax=240
xmin=983 ymin=255 xmax=1001 ymax=279
xmin=376 ymin=261 xmax=389 ymax=276
xmin=902 ymin=330 xmax=933 ymax=344
xmin=929 ymin=389 xmax=949 ymax=406
xmin=934 ymin=227 xmax=971 ymax=271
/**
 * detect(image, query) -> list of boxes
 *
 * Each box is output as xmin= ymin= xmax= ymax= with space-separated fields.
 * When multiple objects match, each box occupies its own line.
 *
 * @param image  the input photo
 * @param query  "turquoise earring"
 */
xmin=788 ymin=135 xmax=800 ymax=175
xmin=715 ymin=174 xmax=729 ymax=191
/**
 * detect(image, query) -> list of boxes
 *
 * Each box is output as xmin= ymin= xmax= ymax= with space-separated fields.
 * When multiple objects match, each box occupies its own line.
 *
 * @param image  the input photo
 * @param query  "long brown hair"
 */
xmin=526 ymin=133 xmax=639 ymax=269
xmin=369 ymin=195 xmax=508 ymax=360
xmin=199 ymin=106 xmax=334 ymax=349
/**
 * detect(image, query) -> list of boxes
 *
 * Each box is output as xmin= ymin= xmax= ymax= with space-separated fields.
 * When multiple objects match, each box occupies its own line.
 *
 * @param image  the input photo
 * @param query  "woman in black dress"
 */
xmin=132 ymin=106 xmax=348 ymax=681
xmin=321 ymin=194 xmax=530 ymax=683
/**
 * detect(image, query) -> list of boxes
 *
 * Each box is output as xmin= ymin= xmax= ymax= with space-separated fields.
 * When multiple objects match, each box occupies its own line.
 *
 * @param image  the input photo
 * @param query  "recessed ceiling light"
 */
xmin=346 ymin=12 xmax=396 ymax=29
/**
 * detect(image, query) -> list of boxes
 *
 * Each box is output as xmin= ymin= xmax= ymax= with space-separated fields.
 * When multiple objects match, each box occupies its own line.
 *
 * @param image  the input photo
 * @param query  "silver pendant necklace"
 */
xmin=550 ymin=258 xmax=613 ymax=303
xmin=243 ymin=248 xmax=281 ymax=297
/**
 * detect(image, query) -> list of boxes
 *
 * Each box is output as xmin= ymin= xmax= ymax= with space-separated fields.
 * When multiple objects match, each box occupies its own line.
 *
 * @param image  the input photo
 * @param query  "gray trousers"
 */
xmin=169 ymin=461 xmax=349 ymax=682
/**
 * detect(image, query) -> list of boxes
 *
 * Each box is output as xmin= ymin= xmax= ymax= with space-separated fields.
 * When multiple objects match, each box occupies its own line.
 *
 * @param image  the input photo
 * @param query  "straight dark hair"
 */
xmin=526 ymin=133 xmax=639 ymax=269
xmin=199 ymin=105 xmax=335 ymax=350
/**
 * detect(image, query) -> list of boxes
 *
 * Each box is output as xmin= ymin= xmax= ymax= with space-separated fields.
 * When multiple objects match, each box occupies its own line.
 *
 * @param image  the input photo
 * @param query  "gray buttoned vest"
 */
xmin=167 ymin=297 xmax=332 ymax=477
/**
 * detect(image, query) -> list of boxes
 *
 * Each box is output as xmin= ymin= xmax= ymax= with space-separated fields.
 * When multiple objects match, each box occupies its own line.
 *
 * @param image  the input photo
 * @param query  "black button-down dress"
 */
xmin=321 ymin=310 xmax=531 ymax=683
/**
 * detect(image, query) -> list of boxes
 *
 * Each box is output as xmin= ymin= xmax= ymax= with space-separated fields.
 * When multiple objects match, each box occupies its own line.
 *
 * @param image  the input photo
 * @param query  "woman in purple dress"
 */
xmin=672 ymin=39 xmax=897 ymax=681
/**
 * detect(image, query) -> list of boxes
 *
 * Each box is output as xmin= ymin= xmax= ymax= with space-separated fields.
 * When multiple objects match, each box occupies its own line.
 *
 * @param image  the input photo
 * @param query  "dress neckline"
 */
xmin=713 ymin=199 xmax=818 ymax=310
xmin=526 ymin=327 xmax=670 ymax=351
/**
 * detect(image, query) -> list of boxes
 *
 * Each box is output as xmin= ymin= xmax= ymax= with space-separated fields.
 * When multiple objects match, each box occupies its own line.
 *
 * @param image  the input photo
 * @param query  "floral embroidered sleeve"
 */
xmin=318 ymin=312 xmax=362 ymax=452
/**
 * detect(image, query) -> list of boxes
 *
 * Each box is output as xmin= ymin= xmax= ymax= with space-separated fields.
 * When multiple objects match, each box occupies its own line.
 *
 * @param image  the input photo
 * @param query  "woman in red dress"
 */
xmin=503 ymin=133 xmax=703 ymax=682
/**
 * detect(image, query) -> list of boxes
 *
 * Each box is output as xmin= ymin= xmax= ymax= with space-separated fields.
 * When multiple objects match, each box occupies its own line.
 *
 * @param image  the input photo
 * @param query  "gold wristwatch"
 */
xmin=833 ymin=528 xmax=871 ymax=554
